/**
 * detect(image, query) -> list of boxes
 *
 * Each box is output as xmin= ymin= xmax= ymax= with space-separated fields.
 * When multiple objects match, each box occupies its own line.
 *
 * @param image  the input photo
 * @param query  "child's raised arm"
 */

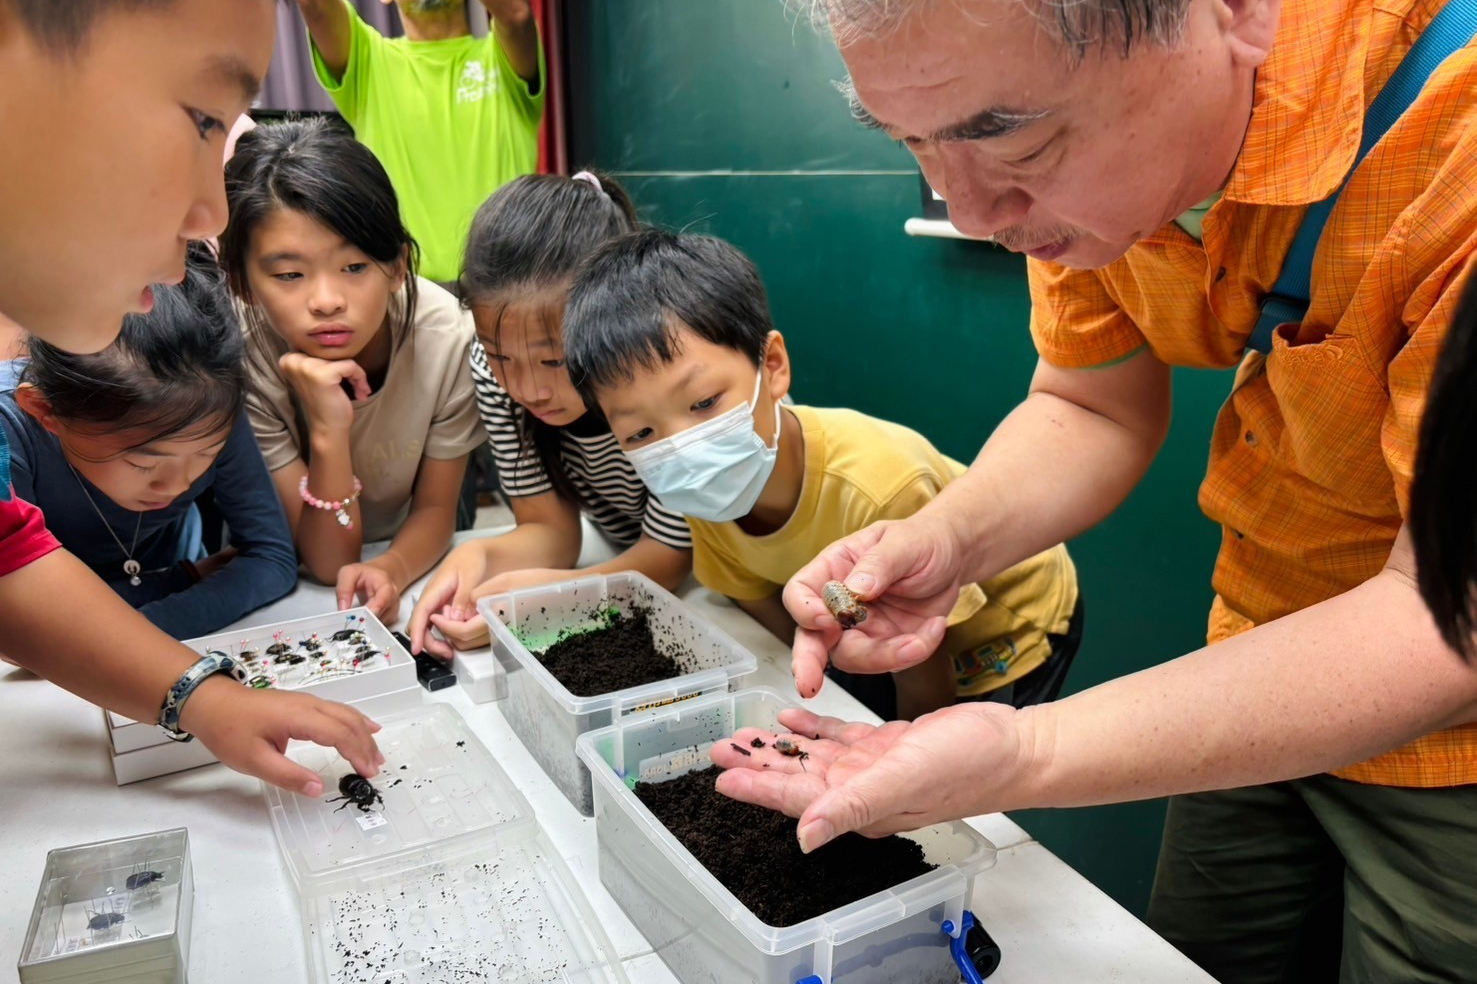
xmin=0 ymin=546 xmax=382 ymax=794
xmin=265 ymin=354 xmax=371 ymax=582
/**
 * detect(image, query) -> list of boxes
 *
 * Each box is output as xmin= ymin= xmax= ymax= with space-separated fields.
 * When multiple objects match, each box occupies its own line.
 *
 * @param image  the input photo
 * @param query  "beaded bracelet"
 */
xmin=299 ymin=475 xmax=363 ymax=530
xmin=158 ymin=651 xmax=247 ymax=742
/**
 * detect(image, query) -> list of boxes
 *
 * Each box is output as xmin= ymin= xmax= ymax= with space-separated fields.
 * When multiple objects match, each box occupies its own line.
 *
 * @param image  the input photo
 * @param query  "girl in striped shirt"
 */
xmin=409 ymin=173 xmax=692 ymax=657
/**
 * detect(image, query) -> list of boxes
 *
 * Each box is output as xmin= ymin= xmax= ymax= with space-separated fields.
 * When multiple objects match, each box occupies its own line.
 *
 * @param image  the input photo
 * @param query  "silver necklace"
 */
xmin=67 ymin=462 xmax=144 ymax=586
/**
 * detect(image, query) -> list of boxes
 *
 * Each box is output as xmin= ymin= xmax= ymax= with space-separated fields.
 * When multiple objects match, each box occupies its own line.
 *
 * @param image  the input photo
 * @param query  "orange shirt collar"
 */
xmin=1224 ymin=0 xmax=1371 ymax=207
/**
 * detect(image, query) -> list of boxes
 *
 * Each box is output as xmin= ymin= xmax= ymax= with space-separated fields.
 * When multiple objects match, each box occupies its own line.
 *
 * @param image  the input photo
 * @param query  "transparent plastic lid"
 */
xmin=302 ymin=830 xmax=628 ymax=984
xmin=264 ymin=704 xmax=534 ymax=896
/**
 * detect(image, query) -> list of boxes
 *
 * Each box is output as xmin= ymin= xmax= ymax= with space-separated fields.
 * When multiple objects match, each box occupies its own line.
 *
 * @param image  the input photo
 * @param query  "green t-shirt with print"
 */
xmin=311 ymin=3 xmax=545 ymax=282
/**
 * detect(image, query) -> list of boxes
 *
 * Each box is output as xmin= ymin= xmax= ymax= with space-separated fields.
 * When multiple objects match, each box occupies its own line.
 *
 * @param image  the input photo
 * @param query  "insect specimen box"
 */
xmin=103 ymin=608 xmax=421 ymax=786
xmin=19 ymin=828 xmax=193 ymax=984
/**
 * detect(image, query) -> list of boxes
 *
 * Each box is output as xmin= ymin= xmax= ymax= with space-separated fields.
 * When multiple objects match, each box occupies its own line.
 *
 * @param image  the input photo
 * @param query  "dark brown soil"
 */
xmin=533 ymin=608 xmax=684 ymax=697
xmin=635 ymin=766 xmax=935 ymax=927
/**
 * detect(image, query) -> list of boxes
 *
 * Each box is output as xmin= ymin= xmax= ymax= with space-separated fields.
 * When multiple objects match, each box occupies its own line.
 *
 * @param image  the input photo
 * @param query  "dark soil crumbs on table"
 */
xmin=635 ymin=765 xmax=935 ymax=927
xmin=533 ymin=607 xmax=684 ymax=696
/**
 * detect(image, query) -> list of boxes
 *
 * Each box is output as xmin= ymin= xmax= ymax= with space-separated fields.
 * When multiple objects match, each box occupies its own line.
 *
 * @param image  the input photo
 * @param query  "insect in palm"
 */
xmin=326 ymin=772 xmax=384 ymax=813
xmin=821 ymin=581 xmax=868 ymax=629
xmin=773 ymin=737 xmax=811 ymax=771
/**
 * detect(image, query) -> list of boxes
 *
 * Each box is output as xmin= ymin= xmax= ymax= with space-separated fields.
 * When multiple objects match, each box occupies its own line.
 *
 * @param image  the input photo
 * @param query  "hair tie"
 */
xmin=571 ymin=171 xmax=605 ymax=196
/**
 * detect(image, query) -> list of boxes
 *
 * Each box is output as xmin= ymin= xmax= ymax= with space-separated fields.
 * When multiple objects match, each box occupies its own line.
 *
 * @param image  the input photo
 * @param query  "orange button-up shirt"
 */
xmin=1029 ymin=0 xmax=1477 ymax=787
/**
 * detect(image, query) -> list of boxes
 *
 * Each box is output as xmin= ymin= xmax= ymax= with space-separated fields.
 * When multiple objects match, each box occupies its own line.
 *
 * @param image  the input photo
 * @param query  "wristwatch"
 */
xmin=158 ymin=651 xmax=247 ymax=742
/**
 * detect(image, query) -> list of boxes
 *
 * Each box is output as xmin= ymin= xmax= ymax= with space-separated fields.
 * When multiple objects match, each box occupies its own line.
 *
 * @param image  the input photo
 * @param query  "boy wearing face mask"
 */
xmin=564 ymin=229 xmax=1081 ymax=720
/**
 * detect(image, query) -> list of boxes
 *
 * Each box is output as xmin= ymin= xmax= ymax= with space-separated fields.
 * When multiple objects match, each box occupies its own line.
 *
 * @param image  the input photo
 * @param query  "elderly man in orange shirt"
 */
xmin=712 ymin=1 xmax=1477 ymax=981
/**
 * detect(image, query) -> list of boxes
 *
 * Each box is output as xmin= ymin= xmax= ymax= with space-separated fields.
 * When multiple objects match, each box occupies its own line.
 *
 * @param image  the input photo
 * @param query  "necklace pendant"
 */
xmin=124 ymin=559 xmax=142 ymax=587
xmin=336 ymin=509 xmax=351 ymax=528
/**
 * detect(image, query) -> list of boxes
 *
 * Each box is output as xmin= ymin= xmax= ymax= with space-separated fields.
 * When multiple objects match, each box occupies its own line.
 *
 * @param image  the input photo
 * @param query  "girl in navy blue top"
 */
xmin=0 ymin=248 xmax=296 ymax=640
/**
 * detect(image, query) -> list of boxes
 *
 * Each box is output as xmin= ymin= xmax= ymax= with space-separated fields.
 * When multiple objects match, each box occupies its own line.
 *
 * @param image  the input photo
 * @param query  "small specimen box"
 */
xmin=478 ymin=572 xmax=757 ymax=815
xmin=104 ymin=608 xmax=421 ymax=785
xmin=262 ymin=703 xmax=629 ymax=984
xmin=18 ymin=828 xmax=193 ymax=984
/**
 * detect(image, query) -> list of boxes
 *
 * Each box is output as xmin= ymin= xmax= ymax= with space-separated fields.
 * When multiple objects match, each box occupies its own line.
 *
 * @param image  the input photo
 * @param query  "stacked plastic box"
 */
xmin=18 ymin=828 xmax=194 ymax=984
xmin=104 ymin=608 xmax=421 ymax=785
xmin=478 ymin=572 xmax=756 ymax=814
xmin=576 ymin=688 xmax=1000 ymax=984
xmin=262 ymin=703 xmax=628 ymax=984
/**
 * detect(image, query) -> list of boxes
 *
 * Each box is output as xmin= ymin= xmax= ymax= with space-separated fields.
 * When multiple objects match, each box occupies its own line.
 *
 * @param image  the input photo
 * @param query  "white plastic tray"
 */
xmin=263 ymin=704 xmax=629 ymax=984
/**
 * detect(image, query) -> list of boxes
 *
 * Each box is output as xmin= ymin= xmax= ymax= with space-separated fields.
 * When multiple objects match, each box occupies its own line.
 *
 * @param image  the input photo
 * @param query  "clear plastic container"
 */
xmin=19 ymin=828 xmax=193 ymax=984
xmin=575 ymin=688 xmax=998 ymax=984
xmin=263 ymin=704 xmax=628 ymax=984
xmin=478 ymin=572 xmax=757 ymax=815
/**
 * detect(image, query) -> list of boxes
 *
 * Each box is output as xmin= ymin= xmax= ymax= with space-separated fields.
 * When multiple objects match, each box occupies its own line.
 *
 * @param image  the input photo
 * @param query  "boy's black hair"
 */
xmin=23 ymin=241 xmax=244 ymax=446
xmin=218 ymin=117 xmax=420 ymax=379
xmin=1412 ymin=271 xmax=1477 ymax=663
xmin=461 ymin=172 xmax=637 ymax=503
xmin=9 ymin=0 xmax=170 ymax=52
xmin=563 ymin=229 xmax=774 ymax=403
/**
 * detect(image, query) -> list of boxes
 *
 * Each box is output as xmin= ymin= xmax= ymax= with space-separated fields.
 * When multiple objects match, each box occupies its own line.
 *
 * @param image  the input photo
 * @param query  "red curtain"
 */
xmin=530 ymin=0 xmax=567 ymax=175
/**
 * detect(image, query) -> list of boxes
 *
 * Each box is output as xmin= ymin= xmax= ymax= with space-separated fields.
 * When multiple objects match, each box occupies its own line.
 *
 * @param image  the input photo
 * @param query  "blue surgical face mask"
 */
xmin=626 ymin=369 xmax=781 ymax=522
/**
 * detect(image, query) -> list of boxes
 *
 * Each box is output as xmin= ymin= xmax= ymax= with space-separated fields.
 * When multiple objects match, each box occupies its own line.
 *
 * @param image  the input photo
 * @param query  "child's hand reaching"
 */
xmin=181 ymin=674 xmax=385 ymax=796
xmin=337 ymin=561 xmax=402 ymax=622
xmin=425 ymin=610 xmax=491 ymax=656
xmin=278 ymin=352 xmax=370 ymax=434
xmin=408 ymin=543 xmax=491 ymax=657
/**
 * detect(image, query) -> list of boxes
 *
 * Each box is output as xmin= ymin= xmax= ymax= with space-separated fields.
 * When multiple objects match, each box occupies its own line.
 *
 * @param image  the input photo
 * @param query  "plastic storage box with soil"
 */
xmin=576 ymin=688 xmax=1000 ymax=984
xmin=478 ymin=572 xmax=756 ymax=815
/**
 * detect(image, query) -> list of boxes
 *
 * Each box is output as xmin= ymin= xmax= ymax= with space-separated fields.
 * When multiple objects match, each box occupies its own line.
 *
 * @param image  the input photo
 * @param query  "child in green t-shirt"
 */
xmin=295 ymin=0 xmax=544 ymax=283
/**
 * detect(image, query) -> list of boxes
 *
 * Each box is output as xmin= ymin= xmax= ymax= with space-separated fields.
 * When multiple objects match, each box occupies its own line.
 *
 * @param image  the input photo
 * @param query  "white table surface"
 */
xmin=0 ymin=527 xmax=1214 ymax=984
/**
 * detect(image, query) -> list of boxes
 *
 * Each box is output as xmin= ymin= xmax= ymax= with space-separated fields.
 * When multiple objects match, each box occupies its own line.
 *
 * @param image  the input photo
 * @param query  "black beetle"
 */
xmin=326 ymin=772 xmax=384 ymax=813
xmin=87 ymin=910 xmax=124 ymax=931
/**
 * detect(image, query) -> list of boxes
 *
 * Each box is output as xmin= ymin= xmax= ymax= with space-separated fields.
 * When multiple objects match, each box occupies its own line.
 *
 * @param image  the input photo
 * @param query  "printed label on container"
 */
xmin=355 ymin=812 xmax=388 ymax=831
xmin=636 ymin=743 xmax=714 ymax=782
xmin=627 ymin=689 xmax=704 ymax=715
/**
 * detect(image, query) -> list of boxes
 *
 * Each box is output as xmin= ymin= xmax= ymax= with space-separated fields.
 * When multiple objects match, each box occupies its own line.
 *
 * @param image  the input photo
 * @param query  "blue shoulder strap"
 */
xmin=1246 ymin=0 xmax=1477 ymax=355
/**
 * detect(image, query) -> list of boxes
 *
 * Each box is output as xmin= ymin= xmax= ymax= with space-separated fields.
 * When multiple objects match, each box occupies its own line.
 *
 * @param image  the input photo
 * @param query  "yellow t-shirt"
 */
xmin=688 ymin=405 xmax=1078 ymax=695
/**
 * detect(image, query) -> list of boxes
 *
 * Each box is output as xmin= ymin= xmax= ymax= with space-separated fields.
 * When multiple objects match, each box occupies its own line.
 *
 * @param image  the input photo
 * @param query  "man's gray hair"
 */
xmin=795 ymin=0 xmax=1193 ymax=56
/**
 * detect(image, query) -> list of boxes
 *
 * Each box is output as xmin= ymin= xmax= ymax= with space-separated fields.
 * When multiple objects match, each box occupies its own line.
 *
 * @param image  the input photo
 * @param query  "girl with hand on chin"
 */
xmin=220 ymin=118 xmax=484 ymax=622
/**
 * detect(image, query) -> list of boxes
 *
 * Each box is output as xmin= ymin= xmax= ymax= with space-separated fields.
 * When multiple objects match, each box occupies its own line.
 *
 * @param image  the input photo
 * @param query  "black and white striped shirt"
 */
xmin=470 ymin=344 xmax=692 ymax=551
